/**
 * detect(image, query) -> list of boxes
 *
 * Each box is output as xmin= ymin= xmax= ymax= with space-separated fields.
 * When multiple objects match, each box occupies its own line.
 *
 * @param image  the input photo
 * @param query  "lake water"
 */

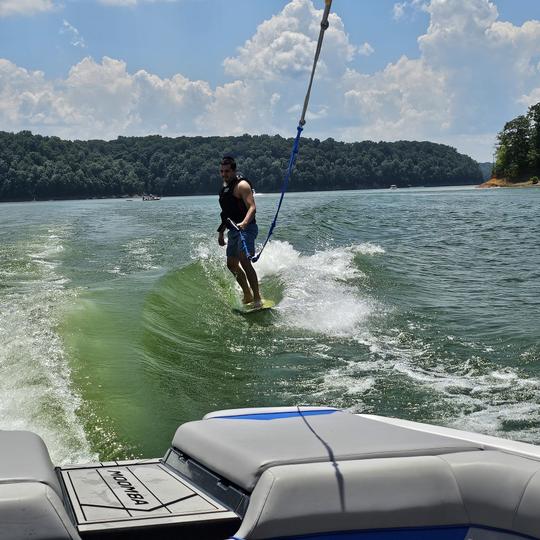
xmin=1 ymin=186 xmax=539 ymax=463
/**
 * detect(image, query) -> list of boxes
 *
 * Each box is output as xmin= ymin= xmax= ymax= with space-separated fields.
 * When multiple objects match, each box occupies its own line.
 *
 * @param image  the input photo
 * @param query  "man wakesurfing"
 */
xmin=217 ymin=156 xmax=262 ymax=308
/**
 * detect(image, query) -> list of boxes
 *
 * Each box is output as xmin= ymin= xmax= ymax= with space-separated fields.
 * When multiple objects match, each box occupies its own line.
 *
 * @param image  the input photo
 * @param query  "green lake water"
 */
xmin=1 ymin=186 xmax=539 ymax=463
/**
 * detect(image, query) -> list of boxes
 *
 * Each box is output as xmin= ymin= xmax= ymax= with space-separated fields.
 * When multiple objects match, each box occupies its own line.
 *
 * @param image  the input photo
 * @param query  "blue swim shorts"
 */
xmin=227 ymin=222 xmax=258 ymax=258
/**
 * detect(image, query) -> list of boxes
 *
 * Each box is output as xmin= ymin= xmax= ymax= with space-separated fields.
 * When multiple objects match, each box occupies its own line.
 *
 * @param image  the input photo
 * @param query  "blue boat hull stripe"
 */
xmin=214 ymin=410 xmax=339 ymax=421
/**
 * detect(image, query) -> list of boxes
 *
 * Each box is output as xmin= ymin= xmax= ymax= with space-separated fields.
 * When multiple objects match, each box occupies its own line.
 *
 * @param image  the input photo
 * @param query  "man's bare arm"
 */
xmin=235 ymin=181 xmax=256 ymax=229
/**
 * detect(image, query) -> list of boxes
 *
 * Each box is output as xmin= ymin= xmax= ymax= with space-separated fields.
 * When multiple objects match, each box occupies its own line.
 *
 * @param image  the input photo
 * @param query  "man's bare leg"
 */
xmin=240 ymin=255 xmax=261 ymax=305
xmin=227 ymin=256 xmax=253 ymax=304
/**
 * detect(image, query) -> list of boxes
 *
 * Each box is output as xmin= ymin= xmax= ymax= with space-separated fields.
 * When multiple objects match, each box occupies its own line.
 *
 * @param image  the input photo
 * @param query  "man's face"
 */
xmin=220 ymin=164 xmax=235 ymax=184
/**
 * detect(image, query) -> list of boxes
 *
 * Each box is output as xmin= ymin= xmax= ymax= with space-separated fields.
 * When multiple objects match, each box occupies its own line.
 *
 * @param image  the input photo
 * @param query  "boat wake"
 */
xmin=0 ymin=226 xmax=94 ymax=464
xmin=188 ymin=237 xmax=540 ymax=444
xmin=254 ymin=240 xmax=383 ymax=336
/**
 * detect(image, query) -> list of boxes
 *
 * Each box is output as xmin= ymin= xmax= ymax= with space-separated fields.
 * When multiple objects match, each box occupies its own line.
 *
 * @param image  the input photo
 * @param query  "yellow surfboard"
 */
xmin=234 ymin=299 xmax=275 ymax=314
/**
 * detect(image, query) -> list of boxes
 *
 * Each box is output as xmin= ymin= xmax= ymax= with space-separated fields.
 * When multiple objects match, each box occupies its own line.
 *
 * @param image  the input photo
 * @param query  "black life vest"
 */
xmin=218 ymin=174 xmax=256 ymax=231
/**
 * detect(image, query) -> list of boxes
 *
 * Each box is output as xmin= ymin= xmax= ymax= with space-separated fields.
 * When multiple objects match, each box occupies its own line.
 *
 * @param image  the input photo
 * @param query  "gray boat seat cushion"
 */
xmin=0 ymin=430 xmax=62 ymax=497
xmin=441 ymin=451 xmax=540 ymax=539
xmin=234 ymin=451 xmax=540 ymax=540
xmin=172 ymin=407 xmax=481 ymax=491
xmin=0 ymin=430 xmax=80 ymax=540
xmin=516 ymin=468 xmax=540 ymax=539
xmin=234 ymin=455 xmax=469 ymax=539
xmin=0 ymin=482 xmax=80 ymax=540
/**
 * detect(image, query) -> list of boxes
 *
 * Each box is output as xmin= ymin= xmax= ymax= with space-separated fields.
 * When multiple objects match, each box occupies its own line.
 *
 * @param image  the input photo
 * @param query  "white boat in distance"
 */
xmin=2 ymin=406 xmax=540 ymax=540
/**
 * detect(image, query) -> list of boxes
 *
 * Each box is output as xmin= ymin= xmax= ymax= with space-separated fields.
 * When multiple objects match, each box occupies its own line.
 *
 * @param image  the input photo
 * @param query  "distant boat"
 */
xmin=389 ymin=184 xmax=398 ymax=190
xmin=142 ymin=194 xmax=161 ymax=201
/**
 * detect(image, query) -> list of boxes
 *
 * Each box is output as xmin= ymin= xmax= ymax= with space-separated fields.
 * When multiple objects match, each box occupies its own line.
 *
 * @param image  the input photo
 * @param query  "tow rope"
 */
xmin=237 ymin=0 xmax=333 ymax=263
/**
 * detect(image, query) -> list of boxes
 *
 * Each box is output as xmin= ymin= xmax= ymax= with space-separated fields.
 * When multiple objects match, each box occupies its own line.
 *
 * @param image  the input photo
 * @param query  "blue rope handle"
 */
xmin=250 ymin=0 xmax=332 ymax=263
xmin=227 ymin=126 xmax=303 ymax=262
xmin=251 ymin=125 xmax=303 ymax=262
xmin=227 ymin=218 xmax=254 ymax=260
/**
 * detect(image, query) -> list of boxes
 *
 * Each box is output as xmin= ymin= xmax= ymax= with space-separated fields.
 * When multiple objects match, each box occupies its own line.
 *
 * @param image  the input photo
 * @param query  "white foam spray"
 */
xmin=193 ymin=236 xmax=540 ymax=443
xmin=0 ymin=228 xmax=95 ymax=464
xmin=256 ymin=240 xmax=382 ymax=337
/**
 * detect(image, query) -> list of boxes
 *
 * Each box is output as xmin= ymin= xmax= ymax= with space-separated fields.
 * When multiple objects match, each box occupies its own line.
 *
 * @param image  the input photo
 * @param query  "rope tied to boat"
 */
xmin=241 ymin=0 xmax=333 ymax=263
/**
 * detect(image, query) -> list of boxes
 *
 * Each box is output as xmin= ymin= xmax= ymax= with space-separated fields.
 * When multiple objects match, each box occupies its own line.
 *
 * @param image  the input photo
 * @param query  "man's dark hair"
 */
xmin=221 ymin=156 xmax=237 ymax=170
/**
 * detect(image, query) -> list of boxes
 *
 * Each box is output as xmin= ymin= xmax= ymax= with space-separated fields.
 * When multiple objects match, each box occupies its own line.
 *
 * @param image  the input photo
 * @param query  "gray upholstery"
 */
xmin=0 ymin=483 xmax=80 ymax=540
xmin=0 ymin=430 xmax=81 ymax=540
xmin=235 ymin=456 xmax=469 ymax=540
xmin=234 ymin=451 xmax=540 ymax=540
xmin=0 ymin=431 xmax=62 ymax=497
xmin=172 ymin=408 xmax=481 ymax=491
xmin=512 ymin=467 xmax=540 ymax=539
xmin=440 ymin=451 xmax=540 ymax=536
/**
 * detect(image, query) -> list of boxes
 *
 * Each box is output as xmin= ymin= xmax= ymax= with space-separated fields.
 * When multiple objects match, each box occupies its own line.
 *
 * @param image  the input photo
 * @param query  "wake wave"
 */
xmin=149 ymin=235 xmax=540 ymax=445
xmin=0 ymin=228 xmax=94 ymax=464
xmin=252 ymin=240 xmax=383 ymax=337
xmin=192 ymin=237 xmax=540 ymax=444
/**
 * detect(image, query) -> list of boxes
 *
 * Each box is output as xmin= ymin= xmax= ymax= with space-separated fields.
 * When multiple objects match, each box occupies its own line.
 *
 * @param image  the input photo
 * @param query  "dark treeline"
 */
xmin=478 ymin=162 xmax=493 ymax=181
xmin=494 ymin=102 xmax=540 ymax=182
xmin=0 ymin=130 xmax=482 ymax=201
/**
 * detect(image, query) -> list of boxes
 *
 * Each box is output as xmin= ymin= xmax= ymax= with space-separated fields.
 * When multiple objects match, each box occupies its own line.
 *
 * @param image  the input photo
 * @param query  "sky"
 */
xmin=0 ymin=0 xmax=539 ymax=162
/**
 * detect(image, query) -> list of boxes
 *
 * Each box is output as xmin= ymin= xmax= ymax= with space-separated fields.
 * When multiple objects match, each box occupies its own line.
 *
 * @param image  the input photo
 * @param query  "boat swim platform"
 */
xmin=59 ymin=458 xmax=240 ymax=539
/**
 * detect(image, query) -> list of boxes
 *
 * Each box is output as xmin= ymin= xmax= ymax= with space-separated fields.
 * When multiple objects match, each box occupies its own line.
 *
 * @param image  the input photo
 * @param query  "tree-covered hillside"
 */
xmin=478 ymin=162 xmax=493 ymax=181
xmin=0 ymin=130 xmax=483 ymax=201
xmin=494 ymin=102 xmax=540 ymax=182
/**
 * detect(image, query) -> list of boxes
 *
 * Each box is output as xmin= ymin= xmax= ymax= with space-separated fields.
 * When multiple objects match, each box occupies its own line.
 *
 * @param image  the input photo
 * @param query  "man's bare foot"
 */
xmin=242 ymin=294 xmax=254 ymax=304
xmin=251 ymin=299 xmax=262 ymax=309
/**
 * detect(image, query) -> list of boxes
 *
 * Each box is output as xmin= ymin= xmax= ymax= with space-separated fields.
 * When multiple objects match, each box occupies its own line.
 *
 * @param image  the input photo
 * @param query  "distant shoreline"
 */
xmin=478 ymin=177 xmax=540 ymax=188
xmin=0 ymin=184 xmax=483 ymax=204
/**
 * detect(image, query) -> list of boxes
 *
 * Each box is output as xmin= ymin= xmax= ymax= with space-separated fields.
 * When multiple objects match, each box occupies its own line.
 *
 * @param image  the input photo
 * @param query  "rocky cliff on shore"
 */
xmin=478 ymin=177 xmax=539 ymax=188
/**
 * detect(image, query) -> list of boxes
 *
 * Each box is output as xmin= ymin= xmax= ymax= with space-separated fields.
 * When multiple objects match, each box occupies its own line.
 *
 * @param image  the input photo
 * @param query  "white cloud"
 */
xmin=520 ymin=87 xmax=540 ymax=108
xmin=393 ymin=0 xmax=430 ymax=21
xmin=335 ymin=0 xmax=540 ymax=159
xmin=223 ymin=0 xmax=355 ymax=81
xmin=358 ymin=42 xmax=374 ymax=57
xmin=393 ymin=3 xmax=407 ymax=20
xmin=98 ymin=0 xmax=138 ymax=5
xmin=1 ymin=0 xmax=540 ymax=162
xmin=0 ymin=0 xmax=177 ymax=16
xmin=61 ymin=19 xmax=86 ymax=49
xmin=414 ymin=0 xmax=540 ymax=133
xmin=0 ymin=59 xmax=75 ymax=130
xmin=342 ymin=56 xmax=451 ymax=142
xmin=97 ymin=0 xmax=177 ymax=5
xmin=0 ymin=57 xmax=213 ymax=139
xmin=200 ymin=81 xmax=264 ymax=135
xmin=0 ymin=0 xmax=55 ymax=17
